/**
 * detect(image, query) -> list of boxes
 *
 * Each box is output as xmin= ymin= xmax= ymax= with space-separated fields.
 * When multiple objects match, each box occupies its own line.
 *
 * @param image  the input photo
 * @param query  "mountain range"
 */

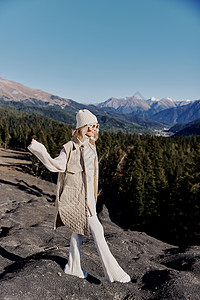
xmin=96 ymin=96 xmax=193 ymax=118
xmin=0 ymin=77 xmax=199 ymax=136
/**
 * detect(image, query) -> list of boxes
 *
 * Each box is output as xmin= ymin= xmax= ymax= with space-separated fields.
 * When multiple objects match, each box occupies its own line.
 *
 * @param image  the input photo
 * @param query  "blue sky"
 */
xmin=0 ymin=0 xmax=199 ymax=103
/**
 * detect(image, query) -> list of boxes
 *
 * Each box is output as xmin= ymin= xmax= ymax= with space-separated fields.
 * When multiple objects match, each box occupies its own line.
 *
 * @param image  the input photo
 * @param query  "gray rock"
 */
xmin=1 ymin=148 xmax=200 ymax=300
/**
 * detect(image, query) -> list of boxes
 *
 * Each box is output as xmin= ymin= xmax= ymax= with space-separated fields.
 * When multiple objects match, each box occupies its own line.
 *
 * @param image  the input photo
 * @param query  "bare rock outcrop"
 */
xmin=0 ymin=148 xmax=200 ymax=300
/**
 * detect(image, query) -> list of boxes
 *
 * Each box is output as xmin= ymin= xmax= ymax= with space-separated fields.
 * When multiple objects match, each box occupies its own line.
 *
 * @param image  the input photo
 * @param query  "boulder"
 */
xmin=1 ymin=148 xmax=200 ymax=299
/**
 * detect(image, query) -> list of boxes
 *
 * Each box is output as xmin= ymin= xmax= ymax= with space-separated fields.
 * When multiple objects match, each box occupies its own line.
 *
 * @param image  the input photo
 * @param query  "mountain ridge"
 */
xmin=150 ymin=100 xmax=200 ymax=125
xmin=0 ymin=77 xmax=195 ymax=112
xmin=1 ymin=77 xmax=199 ymax=131
xmin=0 ymin=77 xmax=74 ymax=108
xmin=96 ymin=96 xmax=195 ymax=118
xmin=0 ymin=77 xmax=167 ymax=133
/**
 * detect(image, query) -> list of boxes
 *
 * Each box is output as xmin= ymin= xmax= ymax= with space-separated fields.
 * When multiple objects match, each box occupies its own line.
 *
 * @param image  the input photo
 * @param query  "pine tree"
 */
xmin=2 ymin=120 xmax=11 ymax=149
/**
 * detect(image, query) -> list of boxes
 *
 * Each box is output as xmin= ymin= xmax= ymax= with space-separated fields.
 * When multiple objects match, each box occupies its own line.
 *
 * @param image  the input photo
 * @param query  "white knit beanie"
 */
xmin=76 ymin=109 xmax=98 ymax=129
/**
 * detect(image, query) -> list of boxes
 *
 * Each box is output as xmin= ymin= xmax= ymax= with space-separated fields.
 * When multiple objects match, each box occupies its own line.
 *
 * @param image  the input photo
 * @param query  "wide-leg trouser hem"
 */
xmin=64 ymin=215 xmax=130 ymax=282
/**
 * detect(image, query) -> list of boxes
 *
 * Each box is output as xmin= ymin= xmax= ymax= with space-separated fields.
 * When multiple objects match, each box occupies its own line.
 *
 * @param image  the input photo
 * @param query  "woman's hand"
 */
xmin=31 ymin=139 xmax=34 ymax=145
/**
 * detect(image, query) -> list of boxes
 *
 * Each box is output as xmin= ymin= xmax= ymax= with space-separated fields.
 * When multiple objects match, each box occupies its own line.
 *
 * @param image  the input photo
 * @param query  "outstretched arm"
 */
xmin=27 ymin=139 xmax=67 ymax=172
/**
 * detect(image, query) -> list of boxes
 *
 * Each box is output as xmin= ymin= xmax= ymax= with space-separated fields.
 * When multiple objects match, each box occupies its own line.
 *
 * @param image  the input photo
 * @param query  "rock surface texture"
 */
xmin=0 ymin=148 xmax=200 ymax=300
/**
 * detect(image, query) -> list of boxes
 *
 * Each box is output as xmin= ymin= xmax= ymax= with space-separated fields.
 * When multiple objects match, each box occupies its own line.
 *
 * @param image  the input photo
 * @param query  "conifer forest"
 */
xmin=0 ymin=106 xmax=200 ymax=246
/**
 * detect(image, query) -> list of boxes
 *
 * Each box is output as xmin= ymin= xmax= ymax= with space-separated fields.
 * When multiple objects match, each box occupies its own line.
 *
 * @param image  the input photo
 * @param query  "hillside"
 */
xmin=1 ymin=148 xmax=200 ymax=299
xmin=95 ymin=106 xmax=168 ymax=130
xmin=1 ymin=112 xmax=199 ymax=246
xmin=150 ymin=100 xmax=200 ymax=125
xmin=0 ymin=103 xmax=154 ymax=135
xmin=169 ymin=118 xmax=200 ymax=133
xmin=172 ymin=119 xmax=200 ymax=137
xmin=0 ymin=77 xmax=74 ymax=108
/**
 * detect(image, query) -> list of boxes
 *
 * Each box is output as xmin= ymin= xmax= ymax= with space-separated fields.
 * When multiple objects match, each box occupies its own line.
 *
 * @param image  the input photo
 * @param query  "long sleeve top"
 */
xmin=28 ymin=137 xmax=97 ymax=216
xmin=27 ymin=139 xmax=67 ymax=172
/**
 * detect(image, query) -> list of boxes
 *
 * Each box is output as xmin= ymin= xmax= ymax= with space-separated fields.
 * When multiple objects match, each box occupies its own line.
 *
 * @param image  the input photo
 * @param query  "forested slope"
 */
xmin=0 ymin=100 xmax=153 ymax=134
xmin=1 ymin=105 xmax=200 ymax=245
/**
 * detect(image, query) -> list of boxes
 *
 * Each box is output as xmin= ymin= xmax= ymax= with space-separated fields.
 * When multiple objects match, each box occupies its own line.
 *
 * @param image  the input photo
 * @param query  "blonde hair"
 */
xmin=72 ymin=124 xmax=99 ymax=145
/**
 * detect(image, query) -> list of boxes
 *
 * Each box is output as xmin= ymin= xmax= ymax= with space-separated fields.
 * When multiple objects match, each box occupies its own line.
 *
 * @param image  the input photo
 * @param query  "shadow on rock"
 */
xmin=0 ymin=247 xmax=67 ymax=280
xmin=86 ymin=274 xmax=101 ymax=285
xmin=158 ymin=246 xmax=200 ymax=278
xmin=142 ymin=269 xmax=171 ymax=292
xmin=162 ymin=257 xmax=195 ymax=272
xmin=0 ymin=246 xmax=102 ymax=285
xmin=0 ymin=227 xmax=12 ymax=238
xmin=0 ymin=178 xmax=55 ymax=202
xmin=0 ymin=151 xmax=31 ymax=159
xmin=0 ymin=246 xmax=23 ymax=262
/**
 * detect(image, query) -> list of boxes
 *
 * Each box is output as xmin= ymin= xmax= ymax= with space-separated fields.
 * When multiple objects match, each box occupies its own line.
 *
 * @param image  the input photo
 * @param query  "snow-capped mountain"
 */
xmin=150 ymin=100 xmax=200 ymax=125
xmin=0 ymin=77 xmax=199 ymax=126
xmin=96 ymin=95 xmax=194 ymax=118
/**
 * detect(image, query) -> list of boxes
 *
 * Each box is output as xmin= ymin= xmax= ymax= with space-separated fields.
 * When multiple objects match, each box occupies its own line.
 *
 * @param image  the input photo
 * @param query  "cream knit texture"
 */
xmin=76 ymin=109 xmax=98 ymax=129
xmin=82 ymin=136 xmax=96 ymax=216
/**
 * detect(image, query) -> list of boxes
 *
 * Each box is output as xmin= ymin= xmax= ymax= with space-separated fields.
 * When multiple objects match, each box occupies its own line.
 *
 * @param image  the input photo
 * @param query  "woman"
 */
xmin=28 ymin=109 xmax=131 ymax=283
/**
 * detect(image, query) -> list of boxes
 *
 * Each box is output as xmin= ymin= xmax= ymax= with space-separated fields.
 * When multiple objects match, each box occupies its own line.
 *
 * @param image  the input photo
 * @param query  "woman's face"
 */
xmin=86 ymin=122 xmax=99 ymax=137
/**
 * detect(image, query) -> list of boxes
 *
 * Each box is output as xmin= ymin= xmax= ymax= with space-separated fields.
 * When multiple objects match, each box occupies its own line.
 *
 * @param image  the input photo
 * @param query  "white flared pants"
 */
xmin=64 ymin=215 xmax=129 ymax=282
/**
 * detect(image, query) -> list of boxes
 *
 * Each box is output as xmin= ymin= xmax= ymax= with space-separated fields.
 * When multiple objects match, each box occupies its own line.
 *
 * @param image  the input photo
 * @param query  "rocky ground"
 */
xmin=0 ymin=148 xmax=200 ymax=300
